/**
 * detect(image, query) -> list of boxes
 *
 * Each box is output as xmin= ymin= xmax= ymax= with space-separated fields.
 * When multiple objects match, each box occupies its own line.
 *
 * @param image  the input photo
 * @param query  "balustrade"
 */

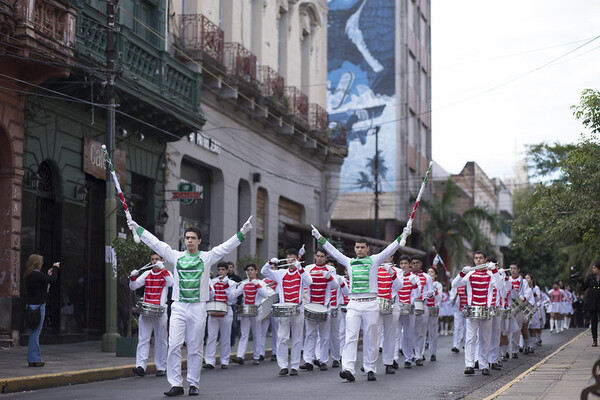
xmin=179 ymin=14 xmax=224 ymax=64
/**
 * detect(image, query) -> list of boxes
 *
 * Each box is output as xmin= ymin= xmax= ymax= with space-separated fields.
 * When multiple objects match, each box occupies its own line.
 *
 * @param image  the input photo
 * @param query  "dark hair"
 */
xmin=553 ymin=280 xmax=559 ymax=286
xmin=474 ymin=250 xmax=486 ymax=259
xmin=427 ymin=266 xmax=438 ymax=276
xmin=315 ymin=247 xmax=327 ymax=256
xmin=150 ymin=251 xmax=161 ymax=258
xmin=184 ymin=226 xmax=202 ymax=240
xmin=355 ymin=238 xmax=369 ymax=246
xmin=487 ymin=256 xmax=497 ymax=263
xmin=398 ymin=254 xmax=411 ymax=262
xmin=510 ymin=262 xmax=519 ymax=269
xmin=410 ymin=255 xmax=422 ymax=262
xmin=244 ymin=263 xmax=257 ymax=271
xmin=217 ymin=261 xmax=228 ymax=270
xmin=285 ymin=248 xmax=298 ymax=257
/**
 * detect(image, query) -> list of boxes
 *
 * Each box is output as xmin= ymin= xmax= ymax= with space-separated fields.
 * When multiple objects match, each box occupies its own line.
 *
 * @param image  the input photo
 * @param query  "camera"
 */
xmin=570 ymin=266 xmax=582 ymax=280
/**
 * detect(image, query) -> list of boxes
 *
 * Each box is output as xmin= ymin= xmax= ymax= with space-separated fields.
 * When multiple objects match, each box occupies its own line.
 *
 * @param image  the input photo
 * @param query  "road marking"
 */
xmin=482 ymin=330 xmax=587 ymax=400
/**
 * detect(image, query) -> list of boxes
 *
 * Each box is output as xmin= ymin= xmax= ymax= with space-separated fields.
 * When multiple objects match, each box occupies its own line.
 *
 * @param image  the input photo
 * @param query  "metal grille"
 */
xmin=179 ymin=14 xmax=224 ymax=64
xmin=224 ymin=42 xmax=257 ymax=83
xmin=284 ymin=86 xmax=308 ymax=121
xmin=259 ymin=65 xmax=284 ymax=102
xmin=309 ymin=103 xmax=328 ymax=131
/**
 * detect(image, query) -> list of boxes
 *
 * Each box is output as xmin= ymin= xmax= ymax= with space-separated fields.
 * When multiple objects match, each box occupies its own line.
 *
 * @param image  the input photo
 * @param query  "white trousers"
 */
xmin=453 ymin=311 xmax=465 ymax=349
xmin=339 ymin=312 xmax=347 ymax=356
xmin=204 ymin=306 xmax=233 ymax=366
xmin=237 ymin=315 xmax=261 ymax=360
xmin=167 ymin=301 xmax=206 ymax=388
xmin=465 ymin=318 xmax=492 ymax=369
xmin=342 ymin=299 xmax=380 ymax=374
xmin=276 ymin=312 xmax=304 ymax=370
xmin=304 ymin=318 xmax=331 ymax=364
xmin=488 ymin=315 xmax=501 ymax=364
xmin=395 ymin=312 xmax=415 ymax=363
xmin=136 ymin=312 xmax=168 ymax=371
xmin=378 ymin=311 xmax=400 ymax=365
xmin=260 ymin=315 xmax=278 ymax=357
xmin=510 ymin=314 xmax=524 ymax=353
xmin=329 ymin=312 xmax=342 ymax=361
xmin=426 ymin=314 xmax=439 ymax=356
xmin=414 ymin=308 xmax=429 ymax=358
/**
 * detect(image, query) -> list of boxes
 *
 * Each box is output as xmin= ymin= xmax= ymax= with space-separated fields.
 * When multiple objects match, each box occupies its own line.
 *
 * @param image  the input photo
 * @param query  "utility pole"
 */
xmin=102 ymin=0 xmax=119 ymax=352
xmin=373 ymin=126 xmax=380 ymax=240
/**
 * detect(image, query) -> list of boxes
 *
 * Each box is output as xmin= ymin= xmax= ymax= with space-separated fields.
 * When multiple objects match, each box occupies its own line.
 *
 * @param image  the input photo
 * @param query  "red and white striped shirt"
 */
xmin=264 ymin=278 xmax=277 ymax=290
xmin=211 ymin=278 xmax=230 ymax=303
xmin=398 ymin=273 xmax=418 ymax=304
xmin=130 ymin=268 xmax=172 ymax=306
xmin=456 ymin=286 xmax=468 ymax=311
xmin=377 ymin=265 xmax=397 ymax=299
xmin=426 ymin=281 xmax=440 ymax=307
xmin=242 ymin=282 xmax=261 ymax=305
xmin=469 ymin=270 xmax=492 ymax=306
xmin=307 ymin=264 xmax=335 ymax=305
xmin=281 ymin=270 xmax=303 ymax=304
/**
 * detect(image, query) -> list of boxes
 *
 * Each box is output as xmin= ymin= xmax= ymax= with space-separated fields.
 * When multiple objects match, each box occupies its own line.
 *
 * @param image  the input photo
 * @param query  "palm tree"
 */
xmin=420 ymin=177 xmax=500 ymax=281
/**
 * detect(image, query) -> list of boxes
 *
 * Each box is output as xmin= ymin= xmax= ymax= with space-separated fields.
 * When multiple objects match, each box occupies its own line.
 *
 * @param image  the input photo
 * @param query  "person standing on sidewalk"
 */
xmin=129 ymin=252 xmax=173 ymax=377
xmin=24 ymin=255 xmax=60 ymax=367
xmin=579 ymin=261 xmax=600 ymax=347
xmin=127 ymin=216 xmax=253 ymax=397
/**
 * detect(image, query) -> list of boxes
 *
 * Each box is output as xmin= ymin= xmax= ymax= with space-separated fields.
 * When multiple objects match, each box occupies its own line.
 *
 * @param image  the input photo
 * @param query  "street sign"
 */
xmin=173 ymin=182 xmax=199 ymax=205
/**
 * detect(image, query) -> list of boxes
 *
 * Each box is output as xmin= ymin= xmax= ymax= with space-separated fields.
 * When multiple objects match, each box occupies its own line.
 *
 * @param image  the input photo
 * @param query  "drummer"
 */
xmin=311 ymin=225 xmax=411 ymax=382
xmin=129 ymin=252 xmax=173 ymax=377
xmin=261 ymin=249 xmax=313 ymax=376
xmin=204 ymin=261 xmax=237 ymax=369
xmin=301 ymin=248 xmax=339 ymax=372
xmin=231 ymin=263 xmax=270 ymax=366
xmin=411 ymin=255 xmax=435 ymax=367
xmin=328 ymin=259 xmax=348 ymax=368
xmin=376 ymin=254 xmax=402 ymax=374
xmin=452 ymin=251 xmax=501 ymax=376
xmin=394 ymin=254 xmax=421 ymax=369
xmin=260 ymin=264 xmax=279 ymax=363
xmin=424 ymin=266 xmax=442 ymax=362
xmin=508 ymin=262 xmax=532 ymax=359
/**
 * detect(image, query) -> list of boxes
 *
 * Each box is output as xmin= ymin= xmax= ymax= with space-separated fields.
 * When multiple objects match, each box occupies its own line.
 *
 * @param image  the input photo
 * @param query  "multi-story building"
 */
xmin=326 ymin=0 xmax=432 ymax=248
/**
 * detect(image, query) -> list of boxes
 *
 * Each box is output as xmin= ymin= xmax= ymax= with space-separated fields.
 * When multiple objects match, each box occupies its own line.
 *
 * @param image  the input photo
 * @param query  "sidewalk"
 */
xmin=0 ymin=339 xmax=269 ymax=394
xmin=484 ymin=329 xmax=600 ymax=400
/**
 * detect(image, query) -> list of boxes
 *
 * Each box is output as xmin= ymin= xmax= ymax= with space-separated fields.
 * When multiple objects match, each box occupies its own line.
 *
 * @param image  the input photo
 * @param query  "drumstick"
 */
xmin=277 ymin=261 xmax=305 ymax=268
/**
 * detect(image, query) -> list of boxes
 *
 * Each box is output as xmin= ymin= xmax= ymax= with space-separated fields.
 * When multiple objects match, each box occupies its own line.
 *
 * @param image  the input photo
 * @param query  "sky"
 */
xmin=431 ymin=0 xmax=600 ymax=180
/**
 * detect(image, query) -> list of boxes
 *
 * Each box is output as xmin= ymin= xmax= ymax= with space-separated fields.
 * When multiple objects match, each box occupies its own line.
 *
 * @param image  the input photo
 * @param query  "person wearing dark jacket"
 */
xmin=580 ymin=261 xmax=600 ymax=347
xmin=24 ymin=254 xmax=60 ymax=366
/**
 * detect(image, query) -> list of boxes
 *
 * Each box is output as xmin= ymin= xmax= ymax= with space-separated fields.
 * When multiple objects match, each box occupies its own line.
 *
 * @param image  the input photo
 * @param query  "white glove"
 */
xmin=240 ymin=215 xmax=253 ymax=235
xmin=322 ymin=271 xmax=331 ymax=280
xmin=127 ymin=219 xmax=139 ymax=232
xmin=487 ymin=262 xmax=496 ymax=270
xmin=130 ymin=269 xmax=139 ymax=277
xmin=155 ymin=260 xmax=165 ymax=270
xmin=269 ymin=257 xmax=279 ymax=265
xmin=337 ymin=276 xmax=346 ymax=286
xmin=409 ymin=274 xmax=419 ymax=285
xmin=311 ymin=224 xmax=322 ymax=240
xmin=382 ymin=263 xmax=394 ymax=274
xmin=462 ymin=266 xmax=472 ymax=274
xmin=499 ymin=269 xmax=506 ymax=278
xmin=402 ymin=226 xmax=412 ymax=237
xmin=251 ymin=279 xmax=260 ymax=286
xmin=299 ymin=244 xmax=306 ymax=257
xmin=220 ymin=276 xmax=229 ymax=285
xmin=289 ymin=261 xmax=300 ymax=271
xmin=425 ymin=289 xmax=435 ymax=298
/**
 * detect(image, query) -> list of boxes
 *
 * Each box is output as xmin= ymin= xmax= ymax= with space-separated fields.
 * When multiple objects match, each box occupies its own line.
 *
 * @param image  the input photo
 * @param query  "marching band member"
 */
xmin=393 ymin=254 xmax=421 ymax=369
xmin=129 ymin=252 xmax=173 ymax=377
xmin=508 ymin=262 xmax=532 ymax=359
xmin=563 ymin=284 xmax=574 ymax=330
xmin=548 ymin=281 xmax=565 ymax=333
xmin=312 ymin=226 xmax=410 ymax=382
xmin=452 ymin=251 xmax=501 ymax=376
xmin=127 ymin=216 xmax=253 ymax=397
xmin=425 ymin=267 xmax=442 ymax=362
xmin=411 ymin=255 xmax=434 ymax=366
xmin=376 ymin=255 xmax=401 ymax=374
xmin=261 ymin=249 xmax=313 ymax=376
xmin=487 ymin=265 xmax=507 ymax=370
xmin=232 ymin=264 xmax=270 ymax=366
xmin=337 ymin=265 xmax=350 ymax=359
xmin=450 ymin=284 xmax=468 ymax=353
xmin=328 ymin=259 xmax=347 ymax=368
xmin=439 ymin=285 xmax=453 ymax=336
xmin=260 ymin=267 xmax=279 ymax=362
xmin=204 ymin=261 xmax=236 ymax=369
xmin=525 ymin=273 xmax=542 ymax=354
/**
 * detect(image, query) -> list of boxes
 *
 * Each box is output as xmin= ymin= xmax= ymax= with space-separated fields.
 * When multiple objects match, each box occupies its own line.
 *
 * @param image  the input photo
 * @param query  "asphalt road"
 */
xmin=4 ymin=328 xmax=583 ymax=400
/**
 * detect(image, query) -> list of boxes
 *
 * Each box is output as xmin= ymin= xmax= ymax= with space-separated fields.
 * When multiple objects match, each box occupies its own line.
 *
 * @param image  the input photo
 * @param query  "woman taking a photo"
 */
xmin=24 ymin=254 xmax=60 ymax=366
xmin=580 ymin=261 xmax=600 ymax=347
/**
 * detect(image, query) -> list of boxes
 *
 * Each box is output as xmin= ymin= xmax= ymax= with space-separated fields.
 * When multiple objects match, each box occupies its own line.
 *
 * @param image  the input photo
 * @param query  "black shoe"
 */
xmin=505 ymin=352 xmax=510 ymax=359
xmin=519 ymin=346 xmax=523 ymax=353
xmin=156 ymin=370 xmax=166 ymax=376
xmin=379 ymin=347 xmax=383 ymax=353
xmin=404 ymin=361 xmax=412 ymax=369
xmin=474 ymin=361 xmax=479 ymax=370
xmin=203 ymin=363 xmax=215 ymax=369
xmin=339 ymin=369 xmax=355 ymax=382
xmin=221 ymin=364 xmax=228 ymax=369
xmin=313 ymin=359 xmax=320 ymax=366
xmin=529 ymin=347 xmax=535 ymax=354
xmin=415 ymin=359 xmax=423 ymax=366
xmin=464 ymin=367 xmax=475 ymax=375
xmin=271 ymin=355 xmax=277 ymax=361
xmin=164 ymin=386 xmax=184 ymax=397
xmin=300 ymin=362 xmax=314 ymax=371
xmin=319 ymin=362 xmax=328 ymax=371
xmin=430 ymin=355 xmax=437 ymax=362
xmin=367 ymin=371 xmax=376 ymax=381
xmin=482 ymin=368 xmax=490 ymax=376
xmin=392 ymin=360 xmax=399 ymax=369
xmin=332 ymin=360 xmax=340 ymax=368
xmin=132 ymin=366 xmax=145 ymax=377
xmin=422 ymin=355 xmax=426 ymax=361
xmin=385 ymin=365 xmax=395 ymax=374
xmin=253 ymin=359 xmax=260 ymax=365
xmin=399 ymin=349 xmax=404 ymax=356
xmin=451 ymin=347 xmax=459 ymax=353
xmin=523 ymin=347 xmax=529 ymax=355
xmin=360 ymin=366 xmax=365 ymax=372
xmin=233 ymin=356 xmax=244 ymax=365
xmin=593 ymin=339 xmax=598 ymax=347
xmin=290 ymin=369 xmax=298 ymax=376
xmin=279 ymin=368 xmax=289 ymax=376
xmin=259 ymin=355 xmax=265 ymax=361
xmin=189 ymin=386 xmax=199 ymax=396
xmin=512 ymin=353 xmax=518 ymax=359
xmin=497 ymin=361 xmax=503 ymax=368
xmin=491 ymin=363 xmax=501 ymax=371
xmin=501 ymin=355 xmax=508 ymax=362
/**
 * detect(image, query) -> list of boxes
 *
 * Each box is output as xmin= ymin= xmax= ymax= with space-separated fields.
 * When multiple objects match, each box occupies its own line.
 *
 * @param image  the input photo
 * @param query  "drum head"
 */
xmin=305 ymin=303 xmax=328 ymax=313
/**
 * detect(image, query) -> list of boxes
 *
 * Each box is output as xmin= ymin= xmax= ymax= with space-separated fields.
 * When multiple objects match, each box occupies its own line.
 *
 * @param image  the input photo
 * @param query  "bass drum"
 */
xmin=206 ymin=301 xmax=228 ymax=317
xmin=304 ymin=303 xmax=329 ymax=322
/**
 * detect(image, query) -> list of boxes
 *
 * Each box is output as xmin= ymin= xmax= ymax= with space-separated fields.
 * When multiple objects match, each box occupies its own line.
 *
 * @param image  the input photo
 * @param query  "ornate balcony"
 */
xmin=309 ymin=103 xmax=328 ymax=132
xmin=179 ymin=14 xmax=224 ymax=64
xmin=284 ymin=86 xmax=308 ymax=121
xmin=224 ymin=42 xmax=257 ymax=84
xmin=259 ymin=65 xmax=284 ymax=103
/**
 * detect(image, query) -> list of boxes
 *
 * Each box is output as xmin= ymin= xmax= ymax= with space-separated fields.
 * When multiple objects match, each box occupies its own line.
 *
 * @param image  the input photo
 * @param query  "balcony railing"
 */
xmin=259 ymin=65 xmax=284 ymax=103
xmin=309 ymin=103 xmax=328 ymax=131
xmin=179 ymin=14 xmax=224 ymax=64
xmin=224 ymin=42 xmax=257 ymax=83
xmin=14 ymin=0 xmax=76 ymax=52
xmin=284 ymin=86 xmax=308 ymax=121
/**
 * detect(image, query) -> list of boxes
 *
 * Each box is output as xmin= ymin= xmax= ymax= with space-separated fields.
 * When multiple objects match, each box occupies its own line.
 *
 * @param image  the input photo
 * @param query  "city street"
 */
xmin=3 ymin=329 xmax=583 ymax=400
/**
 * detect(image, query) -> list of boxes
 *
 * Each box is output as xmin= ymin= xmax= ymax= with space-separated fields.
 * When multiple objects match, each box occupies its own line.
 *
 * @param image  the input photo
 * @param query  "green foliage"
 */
xmin=237 ymin=254 xmax=265 ymax=277
xmin=112 ymin=236 xmax=151 ymax=278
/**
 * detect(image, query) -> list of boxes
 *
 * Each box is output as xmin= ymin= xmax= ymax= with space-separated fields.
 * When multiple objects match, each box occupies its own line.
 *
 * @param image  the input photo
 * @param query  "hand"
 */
xmin=127 ymin=219 xmax=139 ymax=232
xmin=409 ymin=274 xmax=419 ymax=285
xmin=383 ymin=263 xmax=394 ymax=274
xmin=462 ymin=266 xmax=472 ymax=274
xmin=270 ymin=257 xmax=279 ymax=265
xmin=426 ymin=289 xmax=435 ymax=298
xmin=130 ymin=269 xmax=139 ymax=277
xmin=290 ymin=261 xmax=301 ymax=270
xmin=299 ymin=244 xmax=306 ymax=257
xmin=311 ymin=224 xmax=322 ymax=240
xmin=487 ymin=262 xmax=496 ymax=270
xmin=402 ymin=226 xmax=412 ymax=237
xmin=220 ymin=276 xmax=229 ymax=284
xmin=251 ymin=279 xmax=260 ymax=286
xmin=322 ymin=271 xmax=331 ymax=280
xmin=155 ymin=260 xmax=165 ymax=270
xmin=337 ymin=276 xmax=346 ymax=286
xmin=240 ymin=215 xmax=253 ymax=235
xmin=52 ymin=262 xmax=60 ymax=268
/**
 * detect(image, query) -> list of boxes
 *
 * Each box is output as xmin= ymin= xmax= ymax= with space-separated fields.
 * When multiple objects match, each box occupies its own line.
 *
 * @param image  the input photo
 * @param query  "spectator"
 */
xmin=579 ymin=261 xmax=600 ymax=347
xmin=227 ymin=261 xmax=242 ymax=346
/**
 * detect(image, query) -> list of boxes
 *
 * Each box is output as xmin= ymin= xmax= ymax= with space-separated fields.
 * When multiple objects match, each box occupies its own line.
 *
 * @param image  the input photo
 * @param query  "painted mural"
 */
xmin=327 ymin=0 xmax=396 ymax=193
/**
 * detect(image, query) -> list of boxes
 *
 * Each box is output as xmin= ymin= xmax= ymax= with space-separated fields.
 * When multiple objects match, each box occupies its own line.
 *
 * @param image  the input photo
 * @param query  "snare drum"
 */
xmin=500 ymin=308 xmax=511 ymax=320
xmin=304 ymin=303 xmax=329 ymax=322
xmin=136 ymin=301 xmax=165 ymax=318
xmin=238 ymin=304 xmax=259 ymax=317
xmin=414 ymin=299 xmax=425 ymax=315
xmin=271 ymin=302 xmax=300 ymax=318
xmin=206 ymin=301 xmax=228 ymax=317
xmin=329 ymin=306 xmax=338 ymax=318
xmin=510 ymin=297 xmax=525 ymax=315
xmin=396 ymin=302 xmax=414 ymax=315
xmin=427 ymin=306 xmax=439 ymax=317
xmin=260 ymin=292 xmax=280 ymax=321
xmin=463 ymin=305 xmax=490 ymax=320
xmin=489 ymin=305 xmax=499 ymax=318
xmin=377 ymin=297 xmax=393 ymax=315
